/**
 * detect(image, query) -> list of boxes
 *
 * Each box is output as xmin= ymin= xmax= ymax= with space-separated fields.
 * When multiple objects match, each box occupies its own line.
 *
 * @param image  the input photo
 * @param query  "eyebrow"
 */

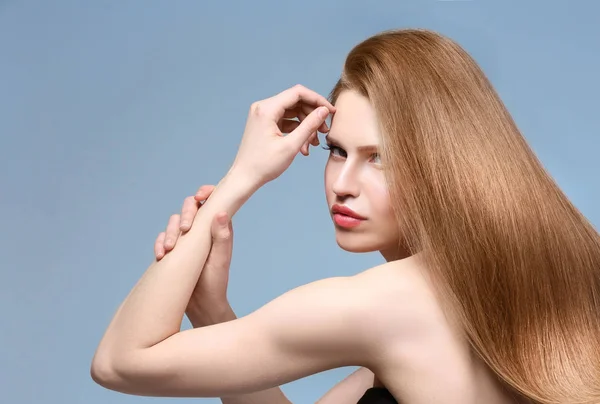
xmin=324 ymin=135 xmax=380 ymax=152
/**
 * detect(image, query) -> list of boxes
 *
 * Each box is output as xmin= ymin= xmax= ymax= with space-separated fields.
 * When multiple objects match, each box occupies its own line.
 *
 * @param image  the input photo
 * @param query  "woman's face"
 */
xmin=324 ymin=90 xmax=401 ymax=259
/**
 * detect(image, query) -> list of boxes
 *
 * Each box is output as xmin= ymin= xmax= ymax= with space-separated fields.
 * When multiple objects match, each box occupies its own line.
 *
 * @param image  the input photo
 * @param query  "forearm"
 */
xmin=316 ymin=367 xmax=375 ymax=404
xmin=218 ymin=367 xmax=374 ymax=404
xmin=94 ymin=170 xmax=259 ymax=360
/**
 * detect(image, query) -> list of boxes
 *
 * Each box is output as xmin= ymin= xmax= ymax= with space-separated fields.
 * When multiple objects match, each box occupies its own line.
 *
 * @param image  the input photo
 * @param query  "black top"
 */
xmin=357 ymin=387 xmax=398 ymax=404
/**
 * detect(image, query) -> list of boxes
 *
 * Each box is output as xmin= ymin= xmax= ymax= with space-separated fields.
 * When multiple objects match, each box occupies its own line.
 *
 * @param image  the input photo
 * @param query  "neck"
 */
xmin=380 ymin=245 xmax=412 ymax=262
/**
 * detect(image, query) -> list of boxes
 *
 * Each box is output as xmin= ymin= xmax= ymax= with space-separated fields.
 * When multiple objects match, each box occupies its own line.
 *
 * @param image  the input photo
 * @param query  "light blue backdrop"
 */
xmin=1 ymin=1 xmax=598 ymax=403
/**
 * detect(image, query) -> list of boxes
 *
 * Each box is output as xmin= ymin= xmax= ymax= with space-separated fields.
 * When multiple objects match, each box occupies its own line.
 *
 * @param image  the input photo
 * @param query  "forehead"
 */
xmin=329 ymin=90 xmax=380 ymax=146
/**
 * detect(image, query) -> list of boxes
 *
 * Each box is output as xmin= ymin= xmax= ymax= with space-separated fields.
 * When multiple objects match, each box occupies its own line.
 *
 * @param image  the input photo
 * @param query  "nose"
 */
xmin=331 ymin=164 xmax=360 ymax=199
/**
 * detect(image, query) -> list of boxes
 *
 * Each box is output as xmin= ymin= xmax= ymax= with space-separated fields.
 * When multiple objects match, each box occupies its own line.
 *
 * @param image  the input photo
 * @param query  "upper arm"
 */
xmin=98 ymin=273 xmax=409 ymax=397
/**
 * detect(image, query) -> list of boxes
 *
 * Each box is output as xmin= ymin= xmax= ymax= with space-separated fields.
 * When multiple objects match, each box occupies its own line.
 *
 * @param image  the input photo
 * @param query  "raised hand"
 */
xmin=230 ymin=84 xmax=336 ymax=186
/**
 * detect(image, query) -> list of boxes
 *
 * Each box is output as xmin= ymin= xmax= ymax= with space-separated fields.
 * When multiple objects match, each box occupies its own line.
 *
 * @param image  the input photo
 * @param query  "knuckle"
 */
xmin=249 ymin=101 xmax=262 ymax=116
xmin=293 ymin=84 xmax=304 ymax=91
xmin=205 ymin=185 xmax=215 ymax=195
xmin=170 ymin=213 xmax=180 ymax=222
xmin=183 ymin=196 xmax=195 ymax=207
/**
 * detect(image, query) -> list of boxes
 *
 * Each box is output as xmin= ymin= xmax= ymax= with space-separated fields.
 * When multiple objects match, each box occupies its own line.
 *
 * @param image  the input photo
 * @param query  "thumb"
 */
xmin=211 ymin=212 xmax=232 ymax=244
xmin=287 ymin=106 xmax=329 ymax=151
xmin=206 ymin=212 xmax=233 ymax=269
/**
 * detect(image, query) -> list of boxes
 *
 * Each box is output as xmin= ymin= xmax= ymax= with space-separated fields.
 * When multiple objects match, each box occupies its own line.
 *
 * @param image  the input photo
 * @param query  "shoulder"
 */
xmin=255 ymin=255 xmax=440 ymax=367
xmin=356 ymin=254 xmax=466 ymax=344
xmin=351 ymin=256 xmax=447 ymax=342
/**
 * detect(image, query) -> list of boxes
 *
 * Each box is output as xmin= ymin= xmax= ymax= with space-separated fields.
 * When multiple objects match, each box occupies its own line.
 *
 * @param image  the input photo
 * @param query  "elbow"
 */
xmin=90 ymin=353 xmax=123 ymax=391
xmin=90 ymin=348 xmax=142 ymax=393
xmin=90 ymin=350 xmax=159 ymax=395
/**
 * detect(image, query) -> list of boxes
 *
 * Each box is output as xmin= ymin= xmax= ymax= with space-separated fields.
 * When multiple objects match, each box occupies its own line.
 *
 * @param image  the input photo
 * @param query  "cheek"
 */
xmin=366 ymin=174 xmax=393 ymax=217
xmin=367 ymin=177 xmax=399 ymax=245
xmin=324 ymin=161 xmax=336 ymax=201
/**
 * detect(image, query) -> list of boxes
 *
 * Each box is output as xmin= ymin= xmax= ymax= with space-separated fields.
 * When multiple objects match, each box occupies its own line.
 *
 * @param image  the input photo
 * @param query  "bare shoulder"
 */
xmin=353 ymin=254 xmax=468 ymax=348
xmin=349 ymin=255 xmax=451 ymax=347
xmin=357 ymin=258 xmax=512 ymax=404
xmin=253 ymin=255 xmax=442 ymax=368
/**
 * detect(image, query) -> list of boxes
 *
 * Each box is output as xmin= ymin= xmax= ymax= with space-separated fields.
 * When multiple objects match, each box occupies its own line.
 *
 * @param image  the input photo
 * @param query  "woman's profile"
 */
xmin=91 ymin=29 xmax=600 ymax=404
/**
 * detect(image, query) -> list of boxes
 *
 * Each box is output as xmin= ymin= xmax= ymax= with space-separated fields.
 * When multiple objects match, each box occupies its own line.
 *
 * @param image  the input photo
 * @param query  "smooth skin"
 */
xmin=154 ymin=184 xmax=378 ymax=404
xmin=91 ymin=85 xmax=516 ymax=404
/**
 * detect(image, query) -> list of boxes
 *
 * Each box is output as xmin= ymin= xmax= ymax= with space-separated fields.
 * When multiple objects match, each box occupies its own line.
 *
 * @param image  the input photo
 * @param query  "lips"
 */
xmin=331 ymin=205 xmax=366 ymax=228
xmin=331 ymin=204 xmax=366 ymax=220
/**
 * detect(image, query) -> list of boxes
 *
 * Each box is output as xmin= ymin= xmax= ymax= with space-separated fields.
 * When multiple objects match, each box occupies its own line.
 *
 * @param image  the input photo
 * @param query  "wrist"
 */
xmin=194 ymin=166 xmax=260 ymax=226
xmin=226 ymin=163 xmax=265 ymax=191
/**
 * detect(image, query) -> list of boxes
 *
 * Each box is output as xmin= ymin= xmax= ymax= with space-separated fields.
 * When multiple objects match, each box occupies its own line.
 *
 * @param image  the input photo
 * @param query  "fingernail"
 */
xmin=318 ymin=107 xmax=328 ymax=119
xmin=180 ymin=221 xmax=189 ymax=229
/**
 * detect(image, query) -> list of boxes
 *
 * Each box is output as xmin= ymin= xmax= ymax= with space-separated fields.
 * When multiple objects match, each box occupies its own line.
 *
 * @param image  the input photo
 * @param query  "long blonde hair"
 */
xmin=330 ymin=29 xmax=600 ymax=404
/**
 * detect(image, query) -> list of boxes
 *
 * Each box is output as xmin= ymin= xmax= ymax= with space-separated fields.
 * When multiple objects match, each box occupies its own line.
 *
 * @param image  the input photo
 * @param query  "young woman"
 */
xmin=91 ymin=29 xmax=600 ymax=404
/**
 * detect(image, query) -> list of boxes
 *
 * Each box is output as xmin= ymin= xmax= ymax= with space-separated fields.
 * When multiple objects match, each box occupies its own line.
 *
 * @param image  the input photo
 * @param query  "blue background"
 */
xmin=1 ymin=1 xmax=598 ymax=403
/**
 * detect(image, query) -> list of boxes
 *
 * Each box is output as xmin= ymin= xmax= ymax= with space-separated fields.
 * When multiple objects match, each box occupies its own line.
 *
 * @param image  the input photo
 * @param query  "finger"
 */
xmin=300 ymin=103 xmax=329 ymax=133
xmin=270 ymin=85 xmax=335 ymax=118
xmin=297 ymin=109 xmax=320 ymax=156
xmin=318 ymin=120 xmax=329 ymax=134
xmin=282 ymin=106 xmax=301 ymax=119
xmin=212 ymin=212 xmax=232 ymax=242
xmin=310 ymin=133 xmax=320 ymax=146
xmin=281 ymin=103 xmax=328 ymax=137
xmin=194 ymin=185 xmax=216 ymax=202
xmin=297 ymin=106 xmax=322 ymax=154
xmin=289 ymin=106 xmax=330 ymax=151
xmin=279 ymin=119 xmax=301 ymax=134
xmin=303 ymin=133 xmax=319 ymax=156
xmin=155 ymin=232 xmax=167 ymax=260
xmin=180 ymin=196 xmax=198 ymax=232
xmin=301 ymin=140 xmax=309 ymax=156
xmin=283 ymin=103 xmax=329 ymax=133
xmin=297 ymin=110 xmax=311 ymax=156
xmin=164 ymin=214 xmax=181 ymax=251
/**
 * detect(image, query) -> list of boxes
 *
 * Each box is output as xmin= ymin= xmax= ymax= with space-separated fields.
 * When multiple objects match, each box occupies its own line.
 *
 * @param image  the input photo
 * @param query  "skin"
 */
xmin=322 ymin=90 xmax=406 ymax=261
xmin=92 ymin=86 xmax=517 ymax=404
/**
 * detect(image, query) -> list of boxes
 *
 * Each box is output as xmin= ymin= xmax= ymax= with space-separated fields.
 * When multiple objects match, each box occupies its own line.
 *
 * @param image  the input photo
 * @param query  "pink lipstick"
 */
xmin=331 ymin=204 xmax=366 ymax=229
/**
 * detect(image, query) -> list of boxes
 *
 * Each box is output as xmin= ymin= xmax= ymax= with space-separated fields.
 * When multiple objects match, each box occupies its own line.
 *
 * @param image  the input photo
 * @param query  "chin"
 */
xmin=334 ymin=232 xmax=384 ymax=253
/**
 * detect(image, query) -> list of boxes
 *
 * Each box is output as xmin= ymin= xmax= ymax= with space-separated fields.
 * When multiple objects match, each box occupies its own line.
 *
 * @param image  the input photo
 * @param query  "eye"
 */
xmin=370 ymin=153 xmax=381 ymax=164
xmin=322 ymin=144 xmax=346 ymax=158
